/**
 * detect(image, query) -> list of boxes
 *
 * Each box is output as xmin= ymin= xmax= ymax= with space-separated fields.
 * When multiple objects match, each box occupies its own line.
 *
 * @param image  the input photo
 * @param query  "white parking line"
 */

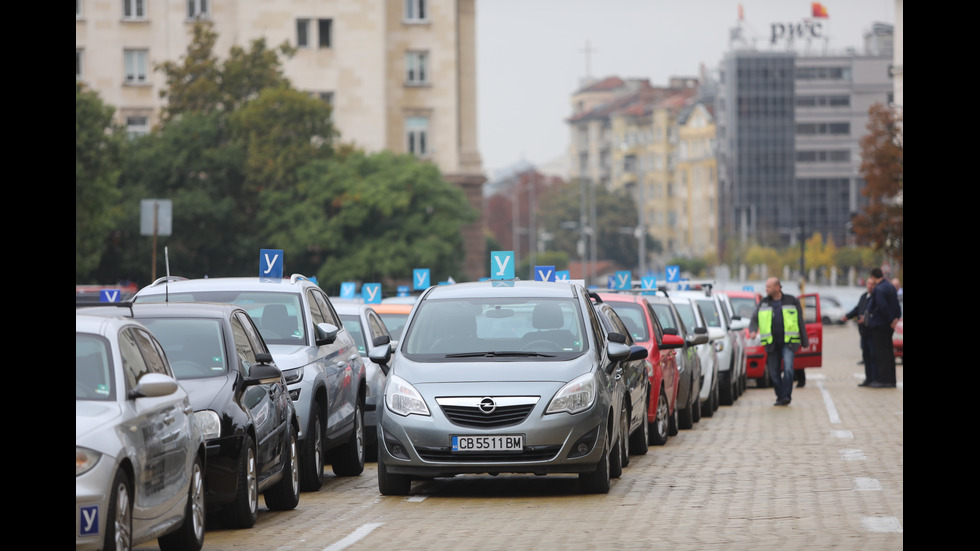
xmin=839 ymin=449 xmax=866 ymax=461
xmin=853 ymin=477 xmax=882 ymax=491
xmin=815 ymin=378 xmax=841 ymax=424
xmin=322 ymin=523 xmax=384 ymax=551
xmin=831 ymin=429 xmax=854 ymax=439
xmin=861 ymin=516 xmax=903 ymax=533
xmin=407 ymin=495 xmax=428 ymax=502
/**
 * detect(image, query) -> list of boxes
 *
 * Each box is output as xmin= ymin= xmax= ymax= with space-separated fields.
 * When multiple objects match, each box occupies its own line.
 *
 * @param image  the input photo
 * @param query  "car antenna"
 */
xmin=164 ymin=246 xmax=171 ymax=303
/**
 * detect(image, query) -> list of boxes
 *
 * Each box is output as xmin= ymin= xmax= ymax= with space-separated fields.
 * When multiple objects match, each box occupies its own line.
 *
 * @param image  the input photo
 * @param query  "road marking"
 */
xmin=853 ymin=477 xmax=882 ymax=491
xmin=815 ymin=378 xmax=841 ymax=424
xmin=861 ymin=516 xmax=903 ymax=533
xmin=839 ymin=449 xmax=866 ymax=461
xmin=831 ymin=430 xmax=854 ymax=439
xmin=406 ymin=495 xmax=428 ymax=502
xmin=323 ymin=523 xmax=384 ymax=551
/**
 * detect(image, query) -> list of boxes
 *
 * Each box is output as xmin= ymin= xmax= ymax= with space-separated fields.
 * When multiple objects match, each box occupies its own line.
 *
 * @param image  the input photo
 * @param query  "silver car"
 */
xmin=134 ymin=275 xmax=367 ymax=491
xmin=76 ymin=313 xmax=206 ymax=551
xmin=675 ymin=290 xmax=745 ymax=406
xmin=668 ymin=295 xmax=721 ymax=417
xmin=371 ymin=280 xmax=641 ymax=495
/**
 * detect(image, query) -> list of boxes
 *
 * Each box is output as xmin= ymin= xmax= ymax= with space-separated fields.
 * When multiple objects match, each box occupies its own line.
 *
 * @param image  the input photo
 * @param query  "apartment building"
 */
xmin=75 ymin=0 xmax=486 ymax=279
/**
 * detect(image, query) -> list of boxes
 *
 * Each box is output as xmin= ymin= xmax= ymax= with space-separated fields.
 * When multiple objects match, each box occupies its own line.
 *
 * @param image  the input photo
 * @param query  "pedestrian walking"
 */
xmin=866 ymin=268 xmax=902 ymax=388
xmin=749 ymin=277 xmax=810 ymax=406
xmin=842 ymin=278 xmax=876 ymax=386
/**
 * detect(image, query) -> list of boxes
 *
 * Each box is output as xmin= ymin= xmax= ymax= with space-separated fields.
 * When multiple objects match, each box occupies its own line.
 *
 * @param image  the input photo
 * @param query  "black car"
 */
xmin=82 ymin=302 xmax=301 ymax=529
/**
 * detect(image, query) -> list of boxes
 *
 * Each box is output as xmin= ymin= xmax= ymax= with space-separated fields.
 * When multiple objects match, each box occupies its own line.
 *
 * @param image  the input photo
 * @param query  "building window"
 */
xmin=76 ymin=49 xmax=84 ymax=80
xmin=318 ymin=19 xmax=332 ymax=48
xmin=406 ymin=116 xmax=429 ymax=157
xmin=122 ymin=0 xmax=146 ymax=20
xmin=297 ymin=19 xmax=310 ymax=47
xmin=124 ymin=49 xmax=148 ymax=84
xmin=126 ymin=116 xmax=150 ymax=138
xmin=405 ymin=51 xmax=428 ymax=84
xmin=187 ymin=0 xmax=209 ymax=20
xmin=404 ymin=0 xmax=427 ymax=22
xmin=77 ymin=0 xmax=83 ymax=18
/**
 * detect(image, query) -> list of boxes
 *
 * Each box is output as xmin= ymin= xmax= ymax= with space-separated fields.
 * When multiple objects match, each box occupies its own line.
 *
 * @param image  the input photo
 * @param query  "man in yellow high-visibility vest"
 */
xmin=748 ymin=277 xmax=809 ymax=406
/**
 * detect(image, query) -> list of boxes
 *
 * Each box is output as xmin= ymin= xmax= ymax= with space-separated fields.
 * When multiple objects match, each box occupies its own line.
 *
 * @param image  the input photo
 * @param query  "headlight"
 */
xmin=282 ymin=367 xmax=304 ymax=385
xmin=194 ymin=410 xmax=222 ymax=440
xmin=76 ymin=447 xmax=101 ymax=477
xmin=385 ymin=375 xmax=430 ymax=417
xmin=546 ymin=373 xmax=596 ymax=415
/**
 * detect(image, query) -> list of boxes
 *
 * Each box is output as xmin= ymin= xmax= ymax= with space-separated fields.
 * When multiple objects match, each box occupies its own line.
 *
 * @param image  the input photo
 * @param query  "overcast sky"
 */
xmin=475 ymin=0 xmax=897 ymax=179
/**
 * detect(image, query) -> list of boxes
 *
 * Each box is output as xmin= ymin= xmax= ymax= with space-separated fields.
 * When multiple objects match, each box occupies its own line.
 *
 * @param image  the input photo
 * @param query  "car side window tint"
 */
xmin=645 ymin=303 xmax=664 ymax=344
xmin=583 ymin=297 xmax=604 ymax=351
xmin=118 ymin=327 xmax=151 ymax=390
xmin=134 ymin=328 xmax=172 ymax=377
xmin=236 ymin=311 xmax=269 ymax=355
xmin=231 ymin=315 xmax=258 ymax=376
xmin=368 ymin=312 xmax=389 ymax=341
xmin=312 ymin=290 xmax=341 ymax=327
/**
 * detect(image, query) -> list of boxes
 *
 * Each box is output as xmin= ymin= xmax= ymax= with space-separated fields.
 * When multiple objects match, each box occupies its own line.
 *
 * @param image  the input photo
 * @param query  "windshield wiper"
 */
xmin=444 ymin=351 xmax=556 ymax=358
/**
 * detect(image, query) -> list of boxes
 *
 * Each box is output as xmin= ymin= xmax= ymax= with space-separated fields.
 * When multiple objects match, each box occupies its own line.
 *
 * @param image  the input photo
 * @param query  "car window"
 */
xmin=694 ymin=299 xmax=722 ymax=328
xmin=144 ymin=291 xmax=306 ymax=345
xmin=76 ymin=333 xmax=114 ymax=401
xmin=341 ymin=314 xmax=367 ymax=355
xmin=644 ymin=302 xmax=665 ymax=343
xmin=607 ymin=302 xmax=649 ymax=342
xmin=729 ymin=297 xmax=758 ymax=319
xmin=140 ymin=318 xmax=227 ymax=379
xmin=674 ymin=302 xmax=700 ymax=332
xmin=802 ymin=295 xmax=819 ymax=324
xmin=380 ymin=312 xmax=409 ymax=341
xmin=231 ymin=315 xmax=260 ymax=376
xmin=367 ymin=311 xmax=389 ymax=344
xmin=598 ymin=304 xmax=635 ymax=345
xmin=310 ymin=289 xmax=342 ymax=328
xmin=651 ymin=303 xmax=679 ymax=334
xmin=118 ymin=327 xmax=153 ymax=391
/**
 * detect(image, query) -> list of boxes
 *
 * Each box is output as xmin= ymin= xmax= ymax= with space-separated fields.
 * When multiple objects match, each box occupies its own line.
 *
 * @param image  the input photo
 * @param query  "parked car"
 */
xmin=669 ymin=295 xmax=720 ymax=417
xmin=820 ymin=295 xmax=847 ymax=325
xmin=646 ymin=295 xmax=706 ymax=429
xmin=76 ymin=312 xmax=206 ymax=551
xmin=592 ymin=297 xmax=653 ymax=463
xmin=372 ymin=280 xmax=642 ymax=495
xmin=722 ymin=290 xmax=768 ymax=387
xmin=598 ymin=292 xmax=686 ymax=445
xmin=675 ymin=290 xmax=744 ymax=406
xmin=716 ymin=290 xmax=750 ymax=394
xmin=134 ymin=275 xmax=367 ymax=491
xmin=893 ymin=318 xmax=903 ymax=362
xmin=334 ymin=301 xmax=394 ymax=459
xmin=81 ymin=302 xmax=301 ymax=529
xmin=372 ymin=302 xmax=414 ymax=343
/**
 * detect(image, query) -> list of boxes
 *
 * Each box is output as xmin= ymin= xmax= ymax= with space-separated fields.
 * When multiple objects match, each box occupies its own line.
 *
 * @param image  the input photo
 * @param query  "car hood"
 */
xmin=180 ymin=374 xmax=235 ymax=412
xmin=76 ymin=401 xmax=123 ymax=442
xmin=268 ymin=343 xmax=315 ymax=371
xmin=390 ymin=352 xmax=600 ymax=385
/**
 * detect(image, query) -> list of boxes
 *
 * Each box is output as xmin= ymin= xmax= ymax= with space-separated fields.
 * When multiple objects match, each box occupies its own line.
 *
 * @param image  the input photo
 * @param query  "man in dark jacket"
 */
xmin=749 ymin=277 xmax=810 ymax=406
xmin=842 ymin=278 xmax=876 ymax=386
xmin=866 ymin=268 xmax=902 ymax=388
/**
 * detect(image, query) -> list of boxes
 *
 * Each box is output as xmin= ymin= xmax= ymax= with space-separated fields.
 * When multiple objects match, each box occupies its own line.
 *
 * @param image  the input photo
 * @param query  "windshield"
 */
xmin=694 ymin=299 xmax=722 ymax=328
xmin=403 ymin=297 xmax=587 ymax=359
xmin=340 ymin=314 xmax=367 ymax=356
xmin=77 ymin=333 xmax=114 ymax=401
xmin=729 ymin=297 xmax=757 ymax=319
xmin=139 ymin=318 xmax=227 ymax=379
xmin=138 ymin=291 xmax=305 ymax=345
xmin=607 ymin=303 xmax=649 ymax=342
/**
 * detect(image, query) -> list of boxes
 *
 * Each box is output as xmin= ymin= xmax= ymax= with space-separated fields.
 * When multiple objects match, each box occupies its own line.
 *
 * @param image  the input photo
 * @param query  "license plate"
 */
xmin=452 ymin=435 xmax=524 ymax=452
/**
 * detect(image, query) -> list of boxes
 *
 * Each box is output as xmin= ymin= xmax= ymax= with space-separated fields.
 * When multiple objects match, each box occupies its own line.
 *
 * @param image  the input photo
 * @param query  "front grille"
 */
xmin=440 ymin=404 xmax=535 ymax=428
xmin=416 ymin=445 xmax=561 ymax=462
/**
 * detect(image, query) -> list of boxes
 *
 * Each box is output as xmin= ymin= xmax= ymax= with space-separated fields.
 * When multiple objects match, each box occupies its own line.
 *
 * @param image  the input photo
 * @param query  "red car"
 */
xmin=893 ymin=317 xmax=903 ymax=362
xmin=599 ymin=292 xmax=686 ymax=446
xmin=722 ymin=291 xmax=768 ymax=385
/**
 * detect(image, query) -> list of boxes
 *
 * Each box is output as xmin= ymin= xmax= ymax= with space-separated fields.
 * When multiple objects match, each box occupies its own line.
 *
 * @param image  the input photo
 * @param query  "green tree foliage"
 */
xmin=260 ymin=150 xmax=477 ymax=290
xmin=76 ymin=82 xmax=124 ymax=281
xmin=854 ymin=103 xmax=903 ymax=270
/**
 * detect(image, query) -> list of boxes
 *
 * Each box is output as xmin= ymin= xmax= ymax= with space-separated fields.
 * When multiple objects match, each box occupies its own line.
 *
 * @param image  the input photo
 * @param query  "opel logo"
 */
xmin=478 ymin=397 xmax=497 ymax=414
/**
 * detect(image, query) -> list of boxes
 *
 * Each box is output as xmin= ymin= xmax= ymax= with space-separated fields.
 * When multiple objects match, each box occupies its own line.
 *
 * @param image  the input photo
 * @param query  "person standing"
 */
xmin=749 ymin=277 xmax=810 ymax=406
xmin=867 ymin=268 xmax=902 ymax=388
xmin=842 ymin=278 xmax=876 ymax=386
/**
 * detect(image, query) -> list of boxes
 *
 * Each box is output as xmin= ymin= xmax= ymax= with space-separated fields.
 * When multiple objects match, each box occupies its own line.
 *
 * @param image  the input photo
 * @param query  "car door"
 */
xmin=310 ymin=290 xmax=359 ymax=434
xmin=645 ymin=301 xmax=678 ymax=407
xmin=119 ymin=326 xmax=192 ymax=516
xmin=233 ymin=312 xmax=289 ymax=477
xmin=795 ymin=293 xmax=823 ymax=369
xmin=598 ymin=304 xmax=646 ymax=429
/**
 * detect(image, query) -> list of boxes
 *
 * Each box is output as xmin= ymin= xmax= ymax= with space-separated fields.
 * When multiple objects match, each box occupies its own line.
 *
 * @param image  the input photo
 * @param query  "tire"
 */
xmin=159 ymin=456 xmax=205 ymax=551
xmin=649 ymin=387 xmax=670 ymax=446
xmin=702 ymin=380 xmax=717 ymax=418
xmin=223 ymin=434 xmax=258 ymax=529
xmin=332 ymin=401 xmax=366 ymax=476
xmin=611 ymin=411 xmax=625 ymax=477
xmin=719 ymin=371 xmax=734 ymax=406
xmin=579 ymin=435 xmax=611 ymax=494
xmin=377 ymin=459 xmax=412 ymax=495
xmin=264 ymin=425 xmax=300 ymax=511
xmin=104 ymin=469 xmax=132 ymax=551
xmin=678 ymin=386 xmax=694 ymax=430
xmin=691 ymin=390 xmax=702 ymax=423
xmin=667 ymin=395 xmax=679 ymax=437
xmin=299 ymin=406 xmax=324 ymax=491
xmin=631 ymin=394 xmax=650 ymax=454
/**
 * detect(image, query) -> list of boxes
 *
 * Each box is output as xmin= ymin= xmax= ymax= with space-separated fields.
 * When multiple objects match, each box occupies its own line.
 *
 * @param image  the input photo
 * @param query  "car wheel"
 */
xmin=667 ymin=393 xmax=679 ymax=437
xmin=691 ymin=389 xmax=702 ymax=423
xmin=223 ymin=434 xmax=258 ymax=529
xmin=631 ymin=394 xmax=650 ymax=454
xmin=159 ymin=456 xmax=205 ymax=551
xmin=611 ymin=408 xmax=626 ymax=475
xmin=619 ymin=401 xmax=631 ymax=467
xmin=678 ymin=386 xmax=694 ymax=430
xmin=332 ymin=401 xmax=366 ymax=476
xmin=649 ymin=387 xmax=670 ymax=446
xmin=264 ymin=424 xmax=300 ymax=511
xmin=377 ymin=460 xmax=412 ymax=495
xmin=702 ymin=382 xmax=716 ymax=418
xmin=299 ymin=406 xmax=324 ymax=491
xmin=719 ymin=371 xmax=734 ymax=406
xmin=104 ymin=469 xmax=132 ymax=551
xmin=578 ymin=434 xmax=611 ymax=494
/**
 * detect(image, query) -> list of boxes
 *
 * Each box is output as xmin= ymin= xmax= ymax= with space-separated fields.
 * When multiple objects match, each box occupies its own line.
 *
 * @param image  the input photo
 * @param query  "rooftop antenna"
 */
xmin=579 ymin=40 xmax=597 ymax=86
xmin=164 ymin=246 xmax=171 ymax=303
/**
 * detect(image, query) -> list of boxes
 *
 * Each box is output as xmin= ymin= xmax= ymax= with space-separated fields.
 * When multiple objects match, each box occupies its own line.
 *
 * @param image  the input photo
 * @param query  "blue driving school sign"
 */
xmin=362 ymin=283 xmax=382 ymax=304
xmin=413 ymin=269 xmax=430 ymax=290
xmin=534 ymin=266 xmax=556 ymax=282
xmin=490 ymin=251 xmax=515 ymax=280
xmin=260 ymin=249 xmax=284 ymax=278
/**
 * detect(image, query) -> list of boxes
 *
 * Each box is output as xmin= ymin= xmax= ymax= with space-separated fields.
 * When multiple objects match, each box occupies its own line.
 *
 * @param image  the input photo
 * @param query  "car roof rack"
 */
xmin=147 ymin=275 xmax=187 ymax=288
xmin=289 ymin=273 xmax=314 ymax=285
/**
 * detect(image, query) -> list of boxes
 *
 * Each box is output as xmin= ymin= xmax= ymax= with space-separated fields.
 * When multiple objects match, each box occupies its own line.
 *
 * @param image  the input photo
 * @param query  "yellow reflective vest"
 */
xmin=757 ymin=303 xmax=802 ymax=346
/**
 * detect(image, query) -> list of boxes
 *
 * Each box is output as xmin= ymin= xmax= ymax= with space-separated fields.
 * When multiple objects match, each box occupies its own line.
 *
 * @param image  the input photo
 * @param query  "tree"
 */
xmin=853 ymin=103 xmax=903 ymax=270
xmin=261 ymin=150 xmax=477 ymax=289
xmin=76 ymin=82 xmax=125 ymax=281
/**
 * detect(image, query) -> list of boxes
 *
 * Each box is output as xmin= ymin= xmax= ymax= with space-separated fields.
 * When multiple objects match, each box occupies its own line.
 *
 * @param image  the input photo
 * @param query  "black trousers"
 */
xmin=870 ymin=325 xmax=895 ymax=384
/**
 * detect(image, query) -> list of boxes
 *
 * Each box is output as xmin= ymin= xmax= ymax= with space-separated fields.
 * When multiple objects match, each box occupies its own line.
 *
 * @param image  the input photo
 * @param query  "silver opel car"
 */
xmin=371 ymin=280 xmax=644 ymax=495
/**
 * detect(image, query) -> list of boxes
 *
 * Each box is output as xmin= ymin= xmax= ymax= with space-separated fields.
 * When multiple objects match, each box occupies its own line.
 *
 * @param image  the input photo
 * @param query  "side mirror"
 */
xmin=244 ymin=362 xmax=283 ymax=387
xmin=372 ymin=335 xmax=391 ymax=347
xmin=131 ymin=373 xmax=179 ymax=399
xmin=368 ymin=344 xmax=392 ymax=375
xmin=729 ymin=318 xmax=749 ymax=331
xmin=628 ymin=344 xmax=648 ymax=361
xmin=315 ymin=322 xmax=339 ymax=346
xmin=660 ymin=333 xmax=684 ymax=350
xmin=663 ymin=328 xmax=679 ymax=336
xmin=607 ymin=331 xmax=627 ymax=344
xmin=606 ymin=341 xmax=630 ymax=362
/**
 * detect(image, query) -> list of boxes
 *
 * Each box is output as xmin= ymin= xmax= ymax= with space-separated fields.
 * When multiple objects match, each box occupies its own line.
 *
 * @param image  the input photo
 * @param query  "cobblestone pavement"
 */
xmin=140 ymin=323 xmax=902 ymax=551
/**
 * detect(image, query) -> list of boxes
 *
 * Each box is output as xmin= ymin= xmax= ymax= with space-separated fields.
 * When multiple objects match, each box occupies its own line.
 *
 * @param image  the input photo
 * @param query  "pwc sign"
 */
xmin=770 ymin=20 xmax=825 ymax=45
